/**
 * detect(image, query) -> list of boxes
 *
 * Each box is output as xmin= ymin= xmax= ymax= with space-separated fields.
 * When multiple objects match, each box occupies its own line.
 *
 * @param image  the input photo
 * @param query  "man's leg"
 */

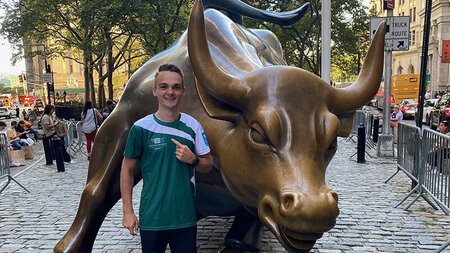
xmin=42 ymin=136 xmax=53 ymax=164
xmin=11 ymin=140 xmax=22 ymax=150
xmin=140 ymin=229 xmax=169 ymax=253
xmin=168 ymin=225 xmax=197 ymax=253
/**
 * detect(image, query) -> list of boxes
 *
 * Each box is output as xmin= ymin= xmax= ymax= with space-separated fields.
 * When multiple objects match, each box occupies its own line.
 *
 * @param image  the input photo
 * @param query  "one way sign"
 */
xmin=370 ymin=16 xmax=410 ymax=51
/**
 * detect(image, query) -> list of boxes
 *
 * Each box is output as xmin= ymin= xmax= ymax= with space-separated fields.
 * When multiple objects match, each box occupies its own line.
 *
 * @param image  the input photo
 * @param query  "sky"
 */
xmin=0 ymin=6 xmax=25 ymax=76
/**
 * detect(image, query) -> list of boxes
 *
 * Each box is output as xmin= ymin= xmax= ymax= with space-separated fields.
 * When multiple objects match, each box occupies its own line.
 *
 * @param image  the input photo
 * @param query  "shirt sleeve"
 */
xmin=123 ymin=125 xmax=143 ymax=159
xmin=194 ymin=123 xmax=210 ymax=156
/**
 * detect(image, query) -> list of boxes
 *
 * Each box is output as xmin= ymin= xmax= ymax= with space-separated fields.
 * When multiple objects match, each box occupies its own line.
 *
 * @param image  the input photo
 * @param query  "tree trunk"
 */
xmin=83 ymin=51 xmax=91 ymax=103
xmin=89 ymin=54 xmax=96 ymax=106
xmin=106 ymin=32 xmax=114 ymax=101
xmin=98 ymin=64 xmax=106 ymax=107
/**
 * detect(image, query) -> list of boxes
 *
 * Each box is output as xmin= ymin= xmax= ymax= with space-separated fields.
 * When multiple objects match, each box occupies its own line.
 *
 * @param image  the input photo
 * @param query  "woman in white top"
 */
xmin=81 ymin=101 xmax=103 ymax=160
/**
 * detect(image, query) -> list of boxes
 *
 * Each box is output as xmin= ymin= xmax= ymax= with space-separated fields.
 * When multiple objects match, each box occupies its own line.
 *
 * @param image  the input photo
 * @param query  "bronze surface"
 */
xmin=54 ymin=1 xmax=386 ymax=252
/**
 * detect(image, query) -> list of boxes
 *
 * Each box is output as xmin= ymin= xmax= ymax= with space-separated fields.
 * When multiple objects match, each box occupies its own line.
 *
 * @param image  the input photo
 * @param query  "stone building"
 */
xmin=370 ymin=0 xmax=450 ymax=93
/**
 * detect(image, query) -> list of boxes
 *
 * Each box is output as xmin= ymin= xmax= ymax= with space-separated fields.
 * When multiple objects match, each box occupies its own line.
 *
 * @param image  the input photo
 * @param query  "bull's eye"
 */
xmin=249 ymin=126 xmax=269 ymax=145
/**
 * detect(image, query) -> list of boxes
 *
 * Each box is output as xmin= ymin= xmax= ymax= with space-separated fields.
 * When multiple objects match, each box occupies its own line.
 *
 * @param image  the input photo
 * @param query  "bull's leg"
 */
xmin=219 ymin=207 xmax=263 ymax=253
xmin=53 ymin=163 xmax=141 ymax=253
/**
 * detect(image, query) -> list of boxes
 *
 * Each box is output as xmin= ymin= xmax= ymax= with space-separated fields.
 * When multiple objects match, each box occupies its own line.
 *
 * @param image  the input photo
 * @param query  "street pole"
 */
xmin=357 ymin=34 xmax=361 ymax=74
xmin=377 ymin=9 xmax=395 ymax=157
xmin=24 ymin=44 xmax=50 ymax=104
xmin=416 ymin=0 xmax=432 ymax=129
xmin=321 ymin=0 xmax=331 ymax=84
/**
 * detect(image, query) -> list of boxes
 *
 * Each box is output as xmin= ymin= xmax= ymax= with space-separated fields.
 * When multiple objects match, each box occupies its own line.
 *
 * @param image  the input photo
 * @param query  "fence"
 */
xmin=389 ymin=123 xmax=450 ymax=215
xmin=346 ymin=110 xmax=376 ymax=158
xmin=0 ymin=133 xmax=29 ymax=193
xmin=62 ymin=120 xmax=87 ymax=157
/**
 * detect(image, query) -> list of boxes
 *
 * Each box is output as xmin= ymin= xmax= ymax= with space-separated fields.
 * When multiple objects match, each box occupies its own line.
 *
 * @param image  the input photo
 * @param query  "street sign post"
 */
xmin=370 ymin=16 xmax=410 ymax=51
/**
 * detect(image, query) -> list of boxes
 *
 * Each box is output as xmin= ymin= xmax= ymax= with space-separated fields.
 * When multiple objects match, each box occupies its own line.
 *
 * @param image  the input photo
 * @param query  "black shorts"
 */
xmin=140 ymin=225 xmax=197 ymax=253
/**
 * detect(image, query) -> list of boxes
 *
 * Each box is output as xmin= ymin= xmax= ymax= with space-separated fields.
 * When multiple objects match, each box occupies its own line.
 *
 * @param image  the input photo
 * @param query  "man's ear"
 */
xmin=195 ymin=78 xmax=241 ymax=122
xmin=337 ymin=111 xmax=355 ymax=137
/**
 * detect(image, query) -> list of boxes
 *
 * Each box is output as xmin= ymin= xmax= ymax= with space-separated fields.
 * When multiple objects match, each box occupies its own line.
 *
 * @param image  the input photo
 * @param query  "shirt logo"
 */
xmin=151 ymin=137 xmax=163 ymax=144
xmin=202 ymin=132 xmax=209 ymax=147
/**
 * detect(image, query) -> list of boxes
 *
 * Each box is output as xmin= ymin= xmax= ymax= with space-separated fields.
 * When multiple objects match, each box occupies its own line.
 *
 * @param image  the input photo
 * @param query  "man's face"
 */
xmin=0 ymin=126 xmax=5 ymax=131
xmin=153 ymin=71 xmax=185 ymax=110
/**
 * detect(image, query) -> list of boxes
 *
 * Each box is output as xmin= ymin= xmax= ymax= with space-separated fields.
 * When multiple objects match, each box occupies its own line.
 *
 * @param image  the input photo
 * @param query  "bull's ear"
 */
xmin=195 ymin=78 xmax=241 ymax=121
xmin=337 ymin=111 xmax=355 ymax=137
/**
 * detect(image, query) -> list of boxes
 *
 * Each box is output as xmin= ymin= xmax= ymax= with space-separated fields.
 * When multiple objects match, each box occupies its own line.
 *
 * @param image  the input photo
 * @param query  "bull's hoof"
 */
xmin=218 ymin=247 xmax=256 ymax=253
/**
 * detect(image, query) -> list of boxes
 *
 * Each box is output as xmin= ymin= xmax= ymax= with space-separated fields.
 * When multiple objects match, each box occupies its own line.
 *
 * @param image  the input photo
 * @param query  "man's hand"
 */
xmin=171 ymin=139 xmax=196 ymax=164
xmin=122 ymin=212 xmax=139 ymax=236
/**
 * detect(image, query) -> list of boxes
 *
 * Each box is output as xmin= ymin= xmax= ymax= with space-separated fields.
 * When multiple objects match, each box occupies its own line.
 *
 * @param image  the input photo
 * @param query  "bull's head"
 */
xmin=188 ymin=0 xmax=385 ymax=252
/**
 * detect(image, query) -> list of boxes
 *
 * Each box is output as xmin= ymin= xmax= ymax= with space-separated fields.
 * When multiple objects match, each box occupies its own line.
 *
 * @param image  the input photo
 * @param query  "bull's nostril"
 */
xmin=329 ymin=191 xmax=338 ymax=203
xmin=280 ymin=192 xmax=297 ymax=212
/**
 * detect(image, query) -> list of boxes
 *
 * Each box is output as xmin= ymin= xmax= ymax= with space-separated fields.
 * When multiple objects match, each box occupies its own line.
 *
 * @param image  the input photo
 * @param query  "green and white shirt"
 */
xmin=124 ymin=113 xmax=210 ymax=231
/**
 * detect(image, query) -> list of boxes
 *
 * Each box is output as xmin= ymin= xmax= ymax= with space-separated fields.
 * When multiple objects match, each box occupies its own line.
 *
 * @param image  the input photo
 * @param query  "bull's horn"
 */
xmin=188 ymin=0 xmax=247 ymax=105
xmin=202 ymin=0 xmax=310 ymax=26
xmin=333 ymin=21 xmax=386 ymax=114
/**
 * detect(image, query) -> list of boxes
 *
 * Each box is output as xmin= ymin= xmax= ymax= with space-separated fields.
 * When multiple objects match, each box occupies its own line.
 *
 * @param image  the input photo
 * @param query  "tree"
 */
xmin=241 ymin=0 xmax=370 ymax=80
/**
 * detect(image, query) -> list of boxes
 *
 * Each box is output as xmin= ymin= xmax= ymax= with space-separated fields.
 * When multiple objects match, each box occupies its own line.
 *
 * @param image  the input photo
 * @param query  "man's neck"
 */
xmin=155 ymin=109 xmax=180 ymax=123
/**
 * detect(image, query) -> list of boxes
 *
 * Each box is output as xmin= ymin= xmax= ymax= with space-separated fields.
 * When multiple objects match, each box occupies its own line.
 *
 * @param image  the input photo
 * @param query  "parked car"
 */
xmin=400 ymin=99 xmax=418 ymax=119
xmin=0 ymin=107 xmax=16 ymax=118
xmin=421 ymin=98 xmax=439 ymax=125
xmin=429 ymin=93 xmax=450 ymax=130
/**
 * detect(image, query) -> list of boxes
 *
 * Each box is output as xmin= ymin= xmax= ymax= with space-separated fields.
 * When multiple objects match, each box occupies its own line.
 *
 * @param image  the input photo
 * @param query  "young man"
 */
xmin=120 ymin=64 xmax=212 ymax=253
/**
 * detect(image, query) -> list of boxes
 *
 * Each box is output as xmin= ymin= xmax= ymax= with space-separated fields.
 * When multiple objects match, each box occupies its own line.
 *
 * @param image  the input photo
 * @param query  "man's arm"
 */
xmin=120 ymin=157 xmax=139 ymax=236
xmin=171 ymin=139 xmax=213 ymax=173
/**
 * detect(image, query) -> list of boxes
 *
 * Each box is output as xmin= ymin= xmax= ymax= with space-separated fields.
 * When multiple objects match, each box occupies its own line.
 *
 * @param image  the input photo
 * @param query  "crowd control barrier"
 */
xmin=388 ymin=123 xmax=450 ymax=215
xmin=0 ymin=133 xmax=29 ymax=193
xmin=63 ymin=121 xmax=87 ymax=157
xmin=346 ymin=110 xmax=376 ymax=158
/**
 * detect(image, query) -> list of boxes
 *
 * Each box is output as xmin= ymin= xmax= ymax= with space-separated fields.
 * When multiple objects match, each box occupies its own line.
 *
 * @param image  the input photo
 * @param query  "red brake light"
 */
xmin=445 ymin=109 xmax=450 ymax=115
xmin=403 ymin=106 xmax=411 ymax=110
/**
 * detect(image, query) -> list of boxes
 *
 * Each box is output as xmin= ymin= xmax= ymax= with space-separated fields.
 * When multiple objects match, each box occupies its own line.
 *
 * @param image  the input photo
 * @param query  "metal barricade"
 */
xmin=0 ymin=133 xmax=29 ymax=193
xmin=67 ymin=122 xmax=87 ymax=157
xmin=346 ymin=110 xmax=366 ymax=142
xmin=420 ymin=129 xmax=450 ymax=214
xmin=390 ymin=124 xmax=449 ymax=214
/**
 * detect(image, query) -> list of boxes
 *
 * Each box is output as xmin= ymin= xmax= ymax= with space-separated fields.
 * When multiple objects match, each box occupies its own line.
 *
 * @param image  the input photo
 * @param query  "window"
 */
xmin=412 ymin=30 xmax=416 ymax=45
xmin=413 ymin=7 xmax=416 ymax=22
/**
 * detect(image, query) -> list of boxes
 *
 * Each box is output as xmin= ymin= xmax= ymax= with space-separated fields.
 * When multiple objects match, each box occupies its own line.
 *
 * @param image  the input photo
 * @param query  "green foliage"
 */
xmin=241 ymin=0 xmax=370 ymax=80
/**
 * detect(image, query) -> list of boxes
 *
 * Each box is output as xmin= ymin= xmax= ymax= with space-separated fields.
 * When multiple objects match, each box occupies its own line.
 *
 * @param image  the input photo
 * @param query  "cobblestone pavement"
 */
xmin=0 ymin=138 xmax=449 ymax=253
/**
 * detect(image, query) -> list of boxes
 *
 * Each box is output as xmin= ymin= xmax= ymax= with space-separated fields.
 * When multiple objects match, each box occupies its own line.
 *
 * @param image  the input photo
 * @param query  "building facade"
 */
xmin=370 ymin=0 xmax=450 ymax=94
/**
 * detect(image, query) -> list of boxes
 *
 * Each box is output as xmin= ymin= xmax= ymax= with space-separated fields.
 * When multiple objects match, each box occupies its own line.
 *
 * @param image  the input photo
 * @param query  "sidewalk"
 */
xmin=0 ymin=139 xmax=449 ymax=252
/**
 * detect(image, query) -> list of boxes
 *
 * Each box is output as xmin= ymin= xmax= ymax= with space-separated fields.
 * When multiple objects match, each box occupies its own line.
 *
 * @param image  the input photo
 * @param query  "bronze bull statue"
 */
xmin=54 ymin=0 xmax=386 ymax=252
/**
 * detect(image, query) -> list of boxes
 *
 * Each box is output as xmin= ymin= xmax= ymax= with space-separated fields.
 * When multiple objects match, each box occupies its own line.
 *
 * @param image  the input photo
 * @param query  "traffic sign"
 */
xmin=370 ymin=16 xmax=410 ymax=51
xmin=42 ymin=73 xmax=53 ymax=83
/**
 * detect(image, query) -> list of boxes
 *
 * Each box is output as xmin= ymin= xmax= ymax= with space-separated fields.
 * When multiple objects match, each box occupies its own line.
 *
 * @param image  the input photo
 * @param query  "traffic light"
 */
xmin=18 ymin=75 xmax=23 ymax=83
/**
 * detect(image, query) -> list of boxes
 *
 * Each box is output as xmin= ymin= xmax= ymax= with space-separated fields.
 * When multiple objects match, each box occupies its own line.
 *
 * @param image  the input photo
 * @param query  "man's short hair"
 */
xmin=106 ymin=100 xmax=113 ymax=105
xmin=0 ymin=121 xmax=6 ymax=127
xmin=154 ymin=64 xmax=184 ymax=83
xmin=11 ymin=121 xmax=17 ymax=126
xmin=393 ymin=104 xmax=399 ymax=109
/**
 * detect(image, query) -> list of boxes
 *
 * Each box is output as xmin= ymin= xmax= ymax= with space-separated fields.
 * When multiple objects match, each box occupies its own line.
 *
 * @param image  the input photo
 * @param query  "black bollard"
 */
xmin=373 ymin=117 xmax=380 ymax=143
xmin=357 ymin=123 xmax=366 ymax=163
xmin=51 ymin=136 xmax=65 ymax=172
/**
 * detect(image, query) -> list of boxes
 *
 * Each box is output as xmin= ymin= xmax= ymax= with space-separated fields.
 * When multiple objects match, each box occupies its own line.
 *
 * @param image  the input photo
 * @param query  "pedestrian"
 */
xmin=0 ymin=121 xmax=21 ymax=167
xmin=23 ymin=116 xmax=39 ymax=142
xmin=120 ymin=64 xmax=212 ymax=253
xmin=390 ymin=104 xmax=403 ymax=142
xmin=15 ymin=120 xmax=35 ymax=146
xmin=22 ymin=109 xmax=27 ymax=119
xmin=41 ymin=104 xmax=72 ymax=165
xmin=100 ymin=100 xmax=114 ymax=121
xmin=6 ymin=121 xmax=28 ymax=150
xmin=15 ymin=106 xmax=20 ymax=118
xmin=81 ymin=101 xmax=102 ymax=160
